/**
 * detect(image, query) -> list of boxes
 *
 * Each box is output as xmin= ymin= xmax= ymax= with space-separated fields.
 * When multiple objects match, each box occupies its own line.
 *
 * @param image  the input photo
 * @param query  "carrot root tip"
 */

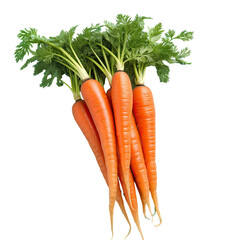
xmin=124 ymin=226 xmax=132 ymax=239
xmin=154 ymin=215 xmax=163 ymax=227
xmin=110 ymin=232 xmax=114 ymax=240
xmin=144 ymin=214 xmax=151 ymax=220
xmin=153 ymin=206 xmax=157 ymax=217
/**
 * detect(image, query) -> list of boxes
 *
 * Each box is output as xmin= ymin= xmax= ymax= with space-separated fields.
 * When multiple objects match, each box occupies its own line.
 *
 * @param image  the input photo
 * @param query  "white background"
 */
xmin=1 ymin=0 xmax=240 ymax=239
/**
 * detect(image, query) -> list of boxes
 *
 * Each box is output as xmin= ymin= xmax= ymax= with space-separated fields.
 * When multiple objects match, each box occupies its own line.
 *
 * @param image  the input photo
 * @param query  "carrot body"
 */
xmin=130 ymin=114 xmax=152 ymax=219
xmin=72 ymin=100 xmax=106 ymax=174
xmin=132 ymin=85 xmax=162 ymax=225
xmin=72 ymin=100 xmax=131 ymax=233
xmin=136 ymin=183 xmax=147 ymax=218
xmin=111 ymin=71 xmax=132 ymax=199
xmin=81 ymin=80 xmax=118 ymax=235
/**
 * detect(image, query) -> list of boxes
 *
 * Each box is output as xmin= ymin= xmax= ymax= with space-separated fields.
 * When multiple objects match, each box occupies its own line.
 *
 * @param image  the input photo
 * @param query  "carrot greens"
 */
xmin=97 ymin=14 xmax=150 ymax=71
xmin=127 ymin=25 xmax=194 ymax=85
xmin=15 ymin=27 xmax=92 ymax=100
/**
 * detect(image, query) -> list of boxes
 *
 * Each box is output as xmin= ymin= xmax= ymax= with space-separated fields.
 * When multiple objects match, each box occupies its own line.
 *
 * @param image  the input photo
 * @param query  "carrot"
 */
xmin=136 ymin=184 xmax=148 ymax=219
xmin=81 ymin=79 xmax=118 ymax=237
xmin=132 ymin=85 xmax=162 ymax=226
xmin=130 ymin=114 xmax=153 ymax=220
xmin=111 ymin=71 xmax=133 ymax=203
xmin=72 ymin=99 xmax=131 ymax=236
xmin=72 ymin=100 xmax=106 ymax=173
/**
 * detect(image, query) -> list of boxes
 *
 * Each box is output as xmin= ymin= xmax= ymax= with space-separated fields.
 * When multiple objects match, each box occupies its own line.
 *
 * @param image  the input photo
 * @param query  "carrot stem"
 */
xmin=96 ymin=43 xmax=124 ymax=70
xmin=100 ymin=40 xmax=111 ymax=75
xmin=120 ymin=32 xmax=128 ymax=63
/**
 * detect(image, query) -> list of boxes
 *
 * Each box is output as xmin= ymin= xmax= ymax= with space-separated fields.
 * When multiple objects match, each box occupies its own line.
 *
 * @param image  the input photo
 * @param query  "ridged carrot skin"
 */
xmin=130 ymin=114 xmax=152 ymax=219
xmin=72 ymin=100 xmax=131 ymax=234
xmin=72 ymin=100 xmax=106 ymax=172
xmin=111 ymin=71 xmax=133 ymax=200
xmin=132 ymin=85 xmax=162 ymax=225
xmin=81 ymin=79 xmax=118 ymax=235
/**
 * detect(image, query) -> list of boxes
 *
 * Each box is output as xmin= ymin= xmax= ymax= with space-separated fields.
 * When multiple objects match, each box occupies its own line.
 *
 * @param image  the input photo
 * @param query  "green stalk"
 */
xmin=133 ymin=62 xmax=145 ymax=85
xmin=88 ymin=68 xmax=92 ymax=78
xmin=86 ymin=57 xmax=106 ymax=77
xmin=120 ymin=32 xmax=128 ymax=63
xmin=96 ymin=43 xmax=124 ymax=70
xmin=86 ymin=55 xmax=112 ymax=84
xmin=55 ymin=58 xmax=79 ymax=76
xmin=74 ymin=73 xmax=81 ymax=99
xmin=73 ymin=90 xmax=81 ymax=101
xmin=89 ymin=45 xmax=111 ymax=76
xmin=60 ymin=79 xmax=72 ymax=91
xmin=92 ymin=65 xmax=99 ymax=82
xmin=67 ymin=69 xmax=80 ymax=101
xmin=45 ymin=41 xmax=78 ymax=66
xmin=69 ymin=71 xmax=81 ymax=101
xmin=117 ymin=41 xmax=121 ymax=60
xmin=110 ymin=49 xmax=115 ymax=74
xmin=142 ymin=65 xmax=146 ymax=82
xmin=69 ymin=42 xmax=85 ymax=69
xmin=101 ymin=40 xmax=111 ymax=72
xmin=43 ymin=40 xmax=90 ymax=80
xmin=133 ymin=62 xmax=140 ymax=82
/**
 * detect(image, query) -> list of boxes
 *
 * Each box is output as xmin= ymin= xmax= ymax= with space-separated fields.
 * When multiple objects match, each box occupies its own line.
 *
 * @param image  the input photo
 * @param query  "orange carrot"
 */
xmin=133 ymin=85 xmax=162 ymax=226
xmin=72 ymin=99 xmax=131 ymax=236
xmin=81 ymin=79 xmax=118 ymax=236
xmin=130 ymin=114 xmax=153 ymax=220
xmin=135 ymin=183 xmax=148 ymax=219
xmin=111 ymin=71 xmax=133 ymax=201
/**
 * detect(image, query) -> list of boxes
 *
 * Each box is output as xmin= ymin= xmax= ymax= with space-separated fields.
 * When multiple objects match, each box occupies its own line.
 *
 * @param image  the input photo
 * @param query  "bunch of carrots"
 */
xmin=15 ymin=14 xmax=193 ymax=239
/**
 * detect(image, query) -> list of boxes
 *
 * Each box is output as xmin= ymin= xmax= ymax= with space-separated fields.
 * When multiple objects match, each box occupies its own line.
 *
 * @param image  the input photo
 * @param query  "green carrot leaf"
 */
xmin=33 ymin=61 xmax=47 ymax=76
xmin=174 ymin=30 xmax=194 ymax=41
xmin=156 ymin=63 xmax=170 ymax=83
xmin=35 ymin=61 xmax=65 ymax=88
xmin=20 ymin=55 xmax=37 ymax=70
xmin=14 ymin=28 xmax=46 ymax=62
xmin=164 ymin=29 xmax=176 ymax=41
xmin=102 ymin=14 xmax=151 ymax=69
xmin=148 ymin=23 xmax=164 ymax=43
xmin=36 ymin=46 xmax=56 ymax=63
xmin=49 ymin=25 xmax=78 ymax=48
xmin=174 ymin=47 xmax=192 ymax=64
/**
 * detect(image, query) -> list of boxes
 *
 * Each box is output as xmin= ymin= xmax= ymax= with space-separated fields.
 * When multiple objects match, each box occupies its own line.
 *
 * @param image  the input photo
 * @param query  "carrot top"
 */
xmin=101 ymin=14 xmax=150 ymax=71
xmin=72 ymin=24 xmax=110 ymax=85
xmin=130 ymin=25 xmax=194 ymax=86
xmin=70 ymin=15 xmax=152 ymax=85
xmin=15 ymin=15 xmax=194 ymax=94
xmin=14 ymin=26 xmax=94 ymax=100
xmin=70 ymin=14 xmax=193 ymax=88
